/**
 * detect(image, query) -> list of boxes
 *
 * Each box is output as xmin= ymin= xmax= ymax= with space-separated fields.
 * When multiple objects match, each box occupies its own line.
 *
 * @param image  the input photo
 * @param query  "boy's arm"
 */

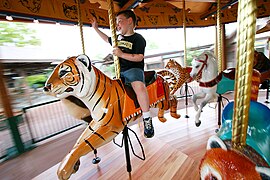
xmin=113 ymin=47 xmax=144 ymax=62
xmin=93 ymin=27 xmax=109 ymax=43
xmin=113 ymin=34 xmax=146 ymax=62
xmin=90 ymin=17 xmax=109 ymax=43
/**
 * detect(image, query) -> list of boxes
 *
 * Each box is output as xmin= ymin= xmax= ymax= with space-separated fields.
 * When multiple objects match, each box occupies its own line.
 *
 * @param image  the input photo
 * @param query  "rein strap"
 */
xmin=196 ymin=54 xmax=208 ymax=78
xmin=199 ymin=72 xmax=223 ymax=88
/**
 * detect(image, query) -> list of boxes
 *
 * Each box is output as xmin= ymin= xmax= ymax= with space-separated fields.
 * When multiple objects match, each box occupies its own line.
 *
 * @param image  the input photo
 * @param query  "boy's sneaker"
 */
xmin=143 ymin=117 xmax=154 ymax=138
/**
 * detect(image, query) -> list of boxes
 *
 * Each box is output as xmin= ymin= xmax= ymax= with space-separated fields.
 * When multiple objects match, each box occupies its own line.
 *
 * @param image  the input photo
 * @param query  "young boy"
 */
xmin=90 ymin=10 xmax=154 ymax=138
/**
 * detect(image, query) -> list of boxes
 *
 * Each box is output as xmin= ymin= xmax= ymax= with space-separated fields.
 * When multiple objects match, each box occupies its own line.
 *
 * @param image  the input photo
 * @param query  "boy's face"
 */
xmin=116 ymin=14 xmax=133 ymax=35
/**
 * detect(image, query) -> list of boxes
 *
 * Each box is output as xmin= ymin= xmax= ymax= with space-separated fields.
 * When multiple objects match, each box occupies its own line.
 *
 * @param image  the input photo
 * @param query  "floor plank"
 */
xmin=1 ymin=90 xmax=269 ymax=180
xmin=34 ymin=105 xmax=220 ymax=180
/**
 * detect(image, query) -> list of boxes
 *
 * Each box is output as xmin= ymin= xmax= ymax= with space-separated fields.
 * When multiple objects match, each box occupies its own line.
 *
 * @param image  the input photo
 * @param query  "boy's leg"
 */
xmin=131 ymin=81 xmax=149 ymax=111
xmin=122 ymin=68 xmax=154 ymax=138
xmin=131 ymin=81 xmax=154 ymax=138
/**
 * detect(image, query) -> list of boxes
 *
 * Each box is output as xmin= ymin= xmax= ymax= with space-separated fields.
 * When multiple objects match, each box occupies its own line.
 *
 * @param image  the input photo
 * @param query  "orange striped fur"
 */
xmin=43 ymin=55 xmax=181 ymax=179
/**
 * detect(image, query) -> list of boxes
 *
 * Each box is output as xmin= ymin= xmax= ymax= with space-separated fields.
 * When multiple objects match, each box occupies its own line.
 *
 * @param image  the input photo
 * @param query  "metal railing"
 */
xmin=22 ymin=99 xmax=83 ymax=144
xmin=0 ymin=99 xmax=84 ymax=162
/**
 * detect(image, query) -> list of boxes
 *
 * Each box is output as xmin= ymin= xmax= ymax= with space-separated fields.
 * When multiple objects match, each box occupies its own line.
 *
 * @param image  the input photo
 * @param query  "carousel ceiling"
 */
xmin=0 ymin=0 xmax=270 ymax=28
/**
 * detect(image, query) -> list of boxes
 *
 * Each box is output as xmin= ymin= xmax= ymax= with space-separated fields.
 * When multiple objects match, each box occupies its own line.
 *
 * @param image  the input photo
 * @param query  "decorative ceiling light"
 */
xmin=6 ymin=15 xmax=13 ymax=21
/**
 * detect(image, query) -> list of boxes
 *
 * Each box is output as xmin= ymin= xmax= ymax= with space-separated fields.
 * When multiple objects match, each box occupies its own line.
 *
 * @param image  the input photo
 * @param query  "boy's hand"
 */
xmin=90 ymin=17 xmax=98 ymax=29
xmin=113 ymin=47 xmax=123 ymax=57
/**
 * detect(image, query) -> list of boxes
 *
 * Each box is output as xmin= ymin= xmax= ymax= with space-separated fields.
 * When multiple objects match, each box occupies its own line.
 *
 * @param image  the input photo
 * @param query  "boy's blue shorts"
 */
xmin=121 ymin=68 xmax=145 ymax=84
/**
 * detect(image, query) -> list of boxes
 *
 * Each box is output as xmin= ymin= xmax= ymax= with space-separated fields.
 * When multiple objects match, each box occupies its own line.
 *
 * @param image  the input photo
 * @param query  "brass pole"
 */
xmin=107 ymin=0 xmax=120 ymax=79
xmin=183 ymin=0 xmax=187 ymax=67
xmin=76 ymin=0 xmax=85 ymax=54
xmin=232 ymin=0 xmax=257 ymax=149
xmin=217 ymin=0 xmax=223 ymax=72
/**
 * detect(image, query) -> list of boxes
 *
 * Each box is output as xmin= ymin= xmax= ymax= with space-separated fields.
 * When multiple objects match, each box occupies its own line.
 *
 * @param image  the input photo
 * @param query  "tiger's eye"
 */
xmin=64 ymin=73 xmax=73 ymax=81
xmin=59 ymin=70 xmax=67 ymax=77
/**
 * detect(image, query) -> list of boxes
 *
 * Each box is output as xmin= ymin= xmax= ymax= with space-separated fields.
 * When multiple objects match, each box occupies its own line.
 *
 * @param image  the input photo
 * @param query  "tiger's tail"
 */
xmin=156 ymin=69 xmax=178 ymax=95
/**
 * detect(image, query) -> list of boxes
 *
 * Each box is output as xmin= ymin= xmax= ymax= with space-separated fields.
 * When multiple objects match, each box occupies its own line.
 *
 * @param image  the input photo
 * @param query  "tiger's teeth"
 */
xmin=102 ymin=108 xmax=108 ymax=113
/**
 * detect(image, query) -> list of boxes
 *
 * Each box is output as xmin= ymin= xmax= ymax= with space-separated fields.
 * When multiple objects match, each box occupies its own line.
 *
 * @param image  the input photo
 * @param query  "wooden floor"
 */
xmin=1 ymin=90 xmax=269 ymax=180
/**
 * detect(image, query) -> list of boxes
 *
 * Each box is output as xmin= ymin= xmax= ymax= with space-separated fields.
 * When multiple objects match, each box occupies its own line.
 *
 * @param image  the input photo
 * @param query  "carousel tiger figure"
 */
xmin=157 ymin=59 xmax=192 ymax=95
xmin=200 ymin=135 xmax=270 ymax=179
xmin=43 ymin=55 xmax=182 ymax=180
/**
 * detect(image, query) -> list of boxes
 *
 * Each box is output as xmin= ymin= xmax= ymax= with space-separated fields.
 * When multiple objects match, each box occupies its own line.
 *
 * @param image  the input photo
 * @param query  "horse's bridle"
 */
xmin=195 ymin=53 xmax=223 ymax=87
xmin=195 ymin=54 xmax=208 ymax=77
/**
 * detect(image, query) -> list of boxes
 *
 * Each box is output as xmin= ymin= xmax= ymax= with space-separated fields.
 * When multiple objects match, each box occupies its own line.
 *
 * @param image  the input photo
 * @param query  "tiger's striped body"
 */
xmin=157 ymin=69 xmax=178 ymax=94
xmin=43 ymin=55 xmax=180 ymax=179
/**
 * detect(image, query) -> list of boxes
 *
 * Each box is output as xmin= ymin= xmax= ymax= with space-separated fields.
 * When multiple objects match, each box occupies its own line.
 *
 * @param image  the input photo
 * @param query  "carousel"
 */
xmin=0 ymin=0 xmax=270 ymax=179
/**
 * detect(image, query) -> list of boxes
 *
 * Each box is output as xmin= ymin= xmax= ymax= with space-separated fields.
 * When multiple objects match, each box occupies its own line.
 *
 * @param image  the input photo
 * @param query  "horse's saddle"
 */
xmin=222 ymin=68 xmax=236 ymax=80
xmin=217 ymin=68 xmax=261 ymax=101
xmin=216 ymin=68 xmax=236 ymax=94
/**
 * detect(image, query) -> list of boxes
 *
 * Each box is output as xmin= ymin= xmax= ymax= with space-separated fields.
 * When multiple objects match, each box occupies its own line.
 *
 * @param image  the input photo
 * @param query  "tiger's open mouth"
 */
xmin=65 ymin=87 xmax=74 ymax=92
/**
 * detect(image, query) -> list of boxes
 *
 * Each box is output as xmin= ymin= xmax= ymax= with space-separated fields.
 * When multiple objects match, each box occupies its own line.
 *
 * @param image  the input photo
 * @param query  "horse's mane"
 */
xmin=196 ymin=50 xmax=217 ymax=64
xmin=203 ymin=50 xmax=216 ymax=60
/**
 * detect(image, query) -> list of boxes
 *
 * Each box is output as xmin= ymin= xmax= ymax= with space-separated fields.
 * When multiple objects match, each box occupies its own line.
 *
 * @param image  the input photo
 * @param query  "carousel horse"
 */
xmin=190 ymin=51 xmax=261 ymax=127
xmin=43 ymin=55 xmax=181 ymax=180
xmin=199 ymin=101 xmax=270 ymax=179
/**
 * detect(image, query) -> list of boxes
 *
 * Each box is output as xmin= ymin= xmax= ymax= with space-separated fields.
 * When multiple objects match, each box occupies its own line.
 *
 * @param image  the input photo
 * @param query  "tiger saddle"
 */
xmin=121 ymin=70 xmax=166 ymax=121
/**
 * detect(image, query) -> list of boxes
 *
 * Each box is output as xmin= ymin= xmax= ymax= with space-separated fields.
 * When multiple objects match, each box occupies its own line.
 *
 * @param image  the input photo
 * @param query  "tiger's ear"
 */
xmin=76 ymin=54 xmax=91 ymax=71
xmin=206 ymin=135 xmax=227 ymax=150
xmin=255 ymin=167 xmax=270 ymax=179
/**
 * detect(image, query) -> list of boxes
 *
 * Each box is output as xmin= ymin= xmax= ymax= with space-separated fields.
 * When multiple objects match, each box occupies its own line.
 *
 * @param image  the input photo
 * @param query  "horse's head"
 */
xmin=43 ymin=54 xmax=94 ymax=99
xmin=190 ymin=52 xmax=209 ymax=79
xmin=190 ymin=51 xmax=218 ymax=81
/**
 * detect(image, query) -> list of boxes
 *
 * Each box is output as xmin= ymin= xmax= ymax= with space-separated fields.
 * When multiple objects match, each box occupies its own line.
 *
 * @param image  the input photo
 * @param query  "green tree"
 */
xmin=0 ymin=22 xmax=41 ymax=47
xmin=186 ymin=49 xmax=203 ymax=66
xmin=26 ymin=74 xmax=48 ymax=88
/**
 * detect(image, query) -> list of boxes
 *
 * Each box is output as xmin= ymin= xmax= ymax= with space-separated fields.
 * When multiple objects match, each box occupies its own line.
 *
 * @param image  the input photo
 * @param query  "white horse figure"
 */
xmin=190 ymin=51 xmax=219 ymax=127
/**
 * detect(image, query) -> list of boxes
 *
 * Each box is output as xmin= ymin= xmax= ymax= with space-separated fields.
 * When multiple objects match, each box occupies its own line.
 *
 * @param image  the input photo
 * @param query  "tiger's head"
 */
xmin=200 ymin=135 xmax=270 ymax=180
xmin=43 ymin=55 xmax=95 ymax=99
xmin=165 ymin=59 xmax=182 ymax=70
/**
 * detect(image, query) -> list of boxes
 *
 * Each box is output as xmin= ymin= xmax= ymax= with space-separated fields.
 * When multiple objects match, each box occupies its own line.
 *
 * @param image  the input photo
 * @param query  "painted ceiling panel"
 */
xmin=0 ymin=0 xmax=269 ymax=28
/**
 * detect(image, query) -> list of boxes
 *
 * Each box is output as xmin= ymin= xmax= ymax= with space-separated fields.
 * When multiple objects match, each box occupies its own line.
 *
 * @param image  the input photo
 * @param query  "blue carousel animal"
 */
xmin=199 ymin=101 xmax=270 ymax=179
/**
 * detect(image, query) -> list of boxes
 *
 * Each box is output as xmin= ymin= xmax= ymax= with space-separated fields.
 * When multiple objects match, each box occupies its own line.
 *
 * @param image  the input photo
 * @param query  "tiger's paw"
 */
xmin=171 ymin=113 xmax=181 ymax=119
xmin=158 ymin=116 xmax=167 ymax=123
xmin=73 ymin=160 xmax=80 ymax=173
xmin=57 ymin=154 xmax=80 ymax=180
